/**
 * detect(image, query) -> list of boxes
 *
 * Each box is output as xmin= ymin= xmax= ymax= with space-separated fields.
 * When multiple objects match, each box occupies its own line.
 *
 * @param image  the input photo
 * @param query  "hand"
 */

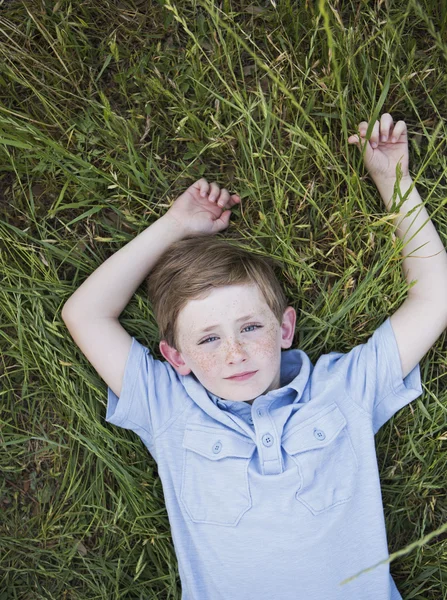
xmin=165 ymin=178 xmax=241 ymax=236
xmin=348 ymin=113 xmax=410 ymax=183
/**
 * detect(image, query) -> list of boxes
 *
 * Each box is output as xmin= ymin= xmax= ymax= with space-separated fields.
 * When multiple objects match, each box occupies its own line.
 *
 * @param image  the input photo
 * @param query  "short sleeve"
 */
xmin=317 ymin=317 xmax=423 ymax=434
xmin=105 ymin=337 xmax=184 ymax=457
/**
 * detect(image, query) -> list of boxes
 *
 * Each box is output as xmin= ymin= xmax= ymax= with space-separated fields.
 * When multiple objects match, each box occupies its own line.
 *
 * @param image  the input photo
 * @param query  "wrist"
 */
xmin=373 ymin=175 xmax=415 ymax=212
xmin=161 ymin=212 xmax=192 ymax=238
xmin=373 ymin=173 xmax=412 ymax=185
xmin=373 ymin=174 xmax=413 ymax=194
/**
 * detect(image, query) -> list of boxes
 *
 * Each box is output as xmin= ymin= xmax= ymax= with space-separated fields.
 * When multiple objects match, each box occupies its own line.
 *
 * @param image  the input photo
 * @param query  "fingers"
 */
xmin=379 ymin=113 xmax=393 ymax=142
xmin=389 ymin=120 xmax=407 ymax=142
xmin=213 ymin=187 xmax=231 ymax=207
xmin=197 ymin=178 xmax=241 ymax=207
xmin=208 ymin=181 xmax=222 ymax=202
xmin=348 ymin=114 xmax=407 ymax=147
xmin=198 ymin=178 xmax=209 ymax=197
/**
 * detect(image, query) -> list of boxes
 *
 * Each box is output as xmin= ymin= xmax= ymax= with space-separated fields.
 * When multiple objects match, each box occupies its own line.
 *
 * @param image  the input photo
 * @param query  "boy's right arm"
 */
xmin=61 ymin=214 xmax=188 ymax=398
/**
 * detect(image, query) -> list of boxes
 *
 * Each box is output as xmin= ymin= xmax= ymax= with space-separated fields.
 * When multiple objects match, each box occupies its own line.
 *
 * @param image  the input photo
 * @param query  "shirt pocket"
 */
xmin=181 ymin=427 xmax=256 ymax=526
xmin=282 ymin=403 xmax=359 ymax=515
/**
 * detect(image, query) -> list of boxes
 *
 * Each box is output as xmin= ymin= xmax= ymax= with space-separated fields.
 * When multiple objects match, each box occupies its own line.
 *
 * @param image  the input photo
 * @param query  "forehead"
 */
xmin=177 ymin=284 xmax=270 ymax=333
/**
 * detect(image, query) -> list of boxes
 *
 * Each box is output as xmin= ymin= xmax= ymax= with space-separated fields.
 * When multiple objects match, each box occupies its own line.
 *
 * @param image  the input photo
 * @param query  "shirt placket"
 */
xmin=253 ymin=403 xmax=283 ymax=475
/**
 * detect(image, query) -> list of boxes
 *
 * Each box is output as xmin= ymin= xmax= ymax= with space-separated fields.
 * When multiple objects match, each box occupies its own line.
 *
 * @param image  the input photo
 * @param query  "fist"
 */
xmin=165 ymin=178 xmax=241 ymax=236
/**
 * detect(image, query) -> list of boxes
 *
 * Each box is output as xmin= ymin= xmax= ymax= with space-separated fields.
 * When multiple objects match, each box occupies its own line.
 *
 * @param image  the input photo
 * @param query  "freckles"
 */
xmin=253 ymin=323 xmax=279 ymax=358
xmin=184 ymin=319 xmax=279 ymax=370
xmin=188 ymin=347 xmax=216 ymax=373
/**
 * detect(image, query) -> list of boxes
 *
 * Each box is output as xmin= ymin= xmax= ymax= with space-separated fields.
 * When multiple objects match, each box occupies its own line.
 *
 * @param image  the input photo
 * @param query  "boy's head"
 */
xmin=146 ymin=235 xmax=296 ymax=404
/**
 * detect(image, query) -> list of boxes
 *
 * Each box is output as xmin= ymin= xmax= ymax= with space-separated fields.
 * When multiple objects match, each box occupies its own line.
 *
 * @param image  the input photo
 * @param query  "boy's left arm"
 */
xmin=349 ymin=114 xmax=447 ymax=380
xmin=374 ymin=174 xmax=447 ymax=379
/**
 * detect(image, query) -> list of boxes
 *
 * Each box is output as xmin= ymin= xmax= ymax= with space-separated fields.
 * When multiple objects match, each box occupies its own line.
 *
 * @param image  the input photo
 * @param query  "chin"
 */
xmin=227 ymin=385 xmax=264 ymax=402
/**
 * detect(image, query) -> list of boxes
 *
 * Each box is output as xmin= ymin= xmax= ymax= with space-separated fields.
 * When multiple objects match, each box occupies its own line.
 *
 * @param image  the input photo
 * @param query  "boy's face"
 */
xmin=159 ymin=284 xmax=296 ymax=405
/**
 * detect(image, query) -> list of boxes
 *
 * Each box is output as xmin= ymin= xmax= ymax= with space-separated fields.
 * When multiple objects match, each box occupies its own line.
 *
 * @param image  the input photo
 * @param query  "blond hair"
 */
xmin=146 ymin=234 xmax=290 ymax=350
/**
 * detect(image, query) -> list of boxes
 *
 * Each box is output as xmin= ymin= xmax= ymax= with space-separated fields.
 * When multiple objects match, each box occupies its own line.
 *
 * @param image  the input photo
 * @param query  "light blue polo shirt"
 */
xmin=106 ymin=316 xmax=422 ymax=600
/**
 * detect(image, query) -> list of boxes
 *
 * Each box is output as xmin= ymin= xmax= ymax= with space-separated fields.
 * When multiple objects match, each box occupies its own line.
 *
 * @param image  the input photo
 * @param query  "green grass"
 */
xmin=1 ymin=0 xmax=447 ymax=597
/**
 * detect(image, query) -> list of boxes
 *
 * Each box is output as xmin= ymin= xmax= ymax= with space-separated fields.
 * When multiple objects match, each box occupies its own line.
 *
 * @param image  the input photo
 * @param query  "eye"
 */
xmin=199 ymin=324 xmax=262 ymax=345
xmin=243 ymin=324 xmax=261 ymax=334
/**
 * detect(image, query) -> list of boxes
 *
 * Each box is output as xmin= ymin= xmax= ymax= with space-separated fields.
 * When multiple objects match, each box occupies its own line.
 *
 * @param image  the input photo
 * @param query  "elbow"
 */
xmin=61 ymin=302 xmax=82 ymax=322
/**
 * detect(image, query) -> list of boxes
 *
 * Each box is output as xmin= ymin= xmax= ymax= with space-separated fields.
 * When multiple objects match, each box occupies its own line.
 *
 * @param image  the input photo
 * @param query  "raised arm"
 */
xmin=61 ymin=179 xmax=241 ymax=397
xmin=61 ymin=214 xmax=188 ymax=396
xmin=349 ymin=114 xmax=447 ymax=379
xmin=62 ymin=214 xmax=187 ymax=321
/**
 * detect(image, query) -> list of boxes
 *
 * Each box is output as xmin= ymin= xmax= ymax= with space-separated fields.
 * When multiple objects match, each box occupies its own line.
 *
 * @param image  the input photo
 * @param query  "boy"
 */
xmin=62 ymin=113 xmax=447 ymax=599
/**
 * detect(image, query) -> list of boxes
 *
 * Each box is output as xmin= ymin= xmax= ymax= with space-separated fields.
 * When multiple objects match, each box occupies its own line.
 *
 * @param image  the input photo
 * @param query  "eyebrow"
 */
xmin=198 ymin=314 xmax=256 ymax=334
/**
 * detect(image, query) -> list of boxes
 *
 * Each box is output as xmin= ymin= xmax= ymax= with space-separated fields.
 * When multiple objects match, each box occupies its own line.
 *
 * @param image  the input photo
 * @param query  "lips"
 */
xmin=225 ymin=371 xmax=257 ymax=380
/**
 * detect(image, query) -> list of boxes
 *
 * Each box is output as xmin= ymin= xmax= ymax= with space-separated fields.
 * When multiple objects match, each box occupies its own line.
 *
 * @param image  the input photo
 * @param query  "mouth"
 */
xmin=225 ymin=371 xmax=257 ymax=381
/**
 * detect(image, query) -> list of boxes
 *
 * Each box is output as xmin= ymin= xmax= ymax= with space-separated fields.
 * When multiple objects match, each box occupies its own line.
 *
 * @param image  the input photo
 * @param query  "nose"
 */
xmin=224 ymin=339 xmax=249 ymax=363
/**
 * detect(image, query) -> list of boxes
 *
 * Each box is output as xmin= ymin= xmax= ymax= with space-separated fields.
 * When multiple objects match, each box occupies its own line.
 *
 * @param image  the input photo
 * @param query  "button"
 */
xmin=262 ymin=433 xmax=274 ymax=447
xmin=248 ymin=418 xmax=253 ymax=425
xmin=257 ymin=408 xmax=264 ymax=417
xmin=313 ymin=428 xmax=326 ymax=441
xmin=213 ymin=441 xmax=222 ymax=453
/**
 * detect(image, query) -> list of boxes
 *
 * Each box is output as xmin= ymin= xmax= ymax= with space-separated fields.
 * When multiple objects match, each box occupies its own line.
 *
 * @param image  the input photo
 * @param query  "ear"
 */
xmin=280 ymin=306 xmax=296 ymax=349
xmin=159 ymin=340 xmax=192 ymax=375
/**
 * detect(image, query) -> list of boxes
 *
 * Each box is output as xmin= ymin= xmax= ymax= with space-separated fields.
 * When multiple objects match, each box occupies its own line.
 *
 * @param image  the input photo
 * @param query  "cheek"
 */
xmin=186 ymin=348 xmax=220 ymax=375
xmin=253 ymin=323 xmax=280 ymax=358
